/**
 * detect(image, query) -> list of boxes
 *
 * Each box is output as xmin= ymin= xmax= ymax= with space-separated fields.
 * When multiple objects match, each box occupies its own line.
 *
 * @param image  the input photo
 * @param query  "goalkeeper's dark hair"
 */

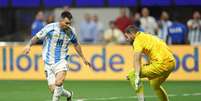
xmin=61 ymin=11 xmax=73 ymax=20
xmin=125 ymin=25 xmax=139 ymax=34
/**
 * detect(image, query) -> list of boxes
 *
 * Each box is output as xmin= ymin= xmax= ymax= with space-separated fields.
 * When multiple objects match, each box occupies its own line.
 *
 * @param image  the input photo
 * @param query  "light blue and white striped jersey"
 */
xmin=36 ymin=22 xmax=78 ymax=64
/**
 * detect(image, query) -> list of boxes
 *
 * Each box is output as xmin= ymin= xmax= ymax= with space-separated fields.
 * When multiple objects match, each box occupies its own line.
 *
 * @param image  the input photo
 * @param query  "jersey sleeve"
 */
xmin=36 ymin=24 xmax=52 ymax=40
xmin=133 ymin=37 xmax=143 ymax=53
xmin=70 ymin=27 xmax=78 ymax=44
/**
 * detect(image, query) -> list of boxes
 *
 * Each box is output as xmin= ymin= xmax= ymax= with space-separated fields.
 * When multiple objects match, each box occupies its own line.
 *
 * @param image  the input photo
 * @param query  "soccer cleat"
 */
xmin=67 ymin=91 xmax=73 ymax=101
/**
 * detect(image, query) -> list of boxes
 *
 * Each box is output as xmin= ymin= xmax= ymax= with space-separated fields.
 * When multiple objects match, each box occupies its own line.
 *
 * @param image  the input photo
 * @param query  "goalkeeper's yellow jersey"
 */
xmin=133 ymin=31 xmax=174 ymax=63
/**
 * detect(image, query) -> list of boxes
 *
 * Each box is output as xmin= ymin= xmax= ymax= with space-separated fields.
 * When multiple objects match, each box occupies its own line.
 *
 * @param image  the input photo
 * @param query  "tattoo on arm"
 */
xmin=29 ymin=36 xmax=40 ymax=46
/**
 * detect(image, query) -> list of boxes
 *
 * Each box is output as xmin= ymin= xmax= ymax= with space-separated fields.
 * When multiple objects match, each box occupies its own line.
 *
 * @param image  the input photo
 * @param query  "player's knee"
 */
xmin=48 ymin=86 xmax=55 ymax=93
xmin=55 ymin=79 xmax=64 ymax=86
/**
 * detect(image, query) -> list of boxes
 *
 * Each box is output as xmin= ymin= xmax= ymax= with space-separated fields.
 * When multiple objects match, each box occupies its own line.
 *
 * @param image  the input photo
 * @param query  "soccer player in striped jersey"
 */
xmin=23 ymin=11 xmax=91 ymax=101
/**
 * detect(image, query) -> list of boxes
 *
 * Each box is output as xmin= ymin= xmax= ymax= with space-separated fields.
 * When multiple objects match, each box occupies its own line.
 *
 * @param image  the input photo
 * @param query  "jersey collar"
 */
xmin=135 ymin=31 xmax=141 ymax=36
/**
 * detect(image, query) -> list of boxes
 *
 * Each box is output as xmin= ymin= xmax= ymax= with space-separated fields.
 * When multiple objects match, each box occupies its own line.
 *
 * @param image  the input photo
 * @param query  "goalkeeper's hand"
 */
xmin=135 ymin=74 xmax=141 ymax=92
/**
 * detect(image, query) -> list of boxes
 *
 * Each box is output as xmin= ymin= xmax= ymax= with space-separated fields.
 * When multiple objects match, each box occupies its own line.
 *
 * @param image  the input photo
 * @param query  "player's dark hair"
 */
xmin=125 ymin=25 xmax=139 ymax=34
xmin=61 ymin=11 xmax=73 ymax=20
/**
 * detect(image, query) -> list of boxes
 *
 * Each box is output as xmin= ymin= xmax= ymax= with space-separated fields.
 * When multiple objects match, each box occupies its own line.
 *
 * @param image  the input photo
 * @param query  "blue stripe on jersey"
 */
xmin=54 ymin=38 xmax=63 ymax=63
xmin=70 ymin=31 xmax=78 ymax=44
xmin=45 ymin=30 xmax=54 ymax=63
xmin=65 ymin=55 xmax=69 ymax=60
xmin=54 ymin=46 xmax=61 ymax=63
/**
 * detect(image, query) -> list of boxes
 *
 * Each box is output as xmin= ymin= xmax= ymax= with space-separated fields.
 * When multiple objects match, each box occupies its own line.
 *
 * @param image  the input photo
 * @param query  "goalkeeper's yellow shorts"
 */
xmin=139 ymin=59 xmax=176 ymax=80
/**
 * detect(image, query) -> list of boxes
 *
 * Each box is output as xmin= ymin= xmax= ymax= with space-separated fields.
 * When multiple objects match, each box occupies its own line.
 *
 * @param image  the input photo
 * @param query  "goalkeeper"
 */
xmin=123 ymin=25 xmax=175 ymax=101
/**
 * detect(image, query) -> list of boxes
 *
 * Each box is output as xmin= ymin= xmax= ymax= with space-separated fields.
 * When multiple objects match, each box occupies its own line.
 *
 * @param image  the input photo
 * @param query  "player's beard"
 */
xmin=63 ymin=27 xmax=72 ymax=37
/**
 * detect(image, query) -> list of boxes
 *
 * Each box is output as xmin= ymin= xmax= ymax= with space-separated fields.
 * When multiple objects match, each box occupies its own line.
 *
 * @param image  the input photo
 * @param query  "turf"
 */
xmin=0 ymin=80 xmax=200 ymax=101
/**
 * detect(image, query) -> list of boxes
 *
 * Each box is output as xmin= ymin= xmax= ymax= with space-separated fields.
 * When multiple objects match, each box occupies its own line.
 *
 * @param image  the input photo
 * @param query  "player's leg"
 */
xmin=127 ymin=63 xmax=164 ymax=101
xmin=149 ymin=76 xmax=169 ymax=101
xmin=44 ymin=64 xmax=56 ymax=93
xmin=128 ymin=60 xmax=175 ymax=101
xmin=52 ymin=60 xmax=72 ymax=101
xmin=44 ymin=64 xmax=59 ymax=101
xmin=55 ymin=71 xmax=72 ymax=98
xmin=149 ymin=60 xmax=175 ymax=101
xmin=141 ymin=63 xmax=172 ymax=101
xmin=147 ymin=62 xmax=174 ymax=101
xmin=52 ymin=71 xmax=66 ymax=101
xmin=49 ymin=84 xmax=72 ymax=97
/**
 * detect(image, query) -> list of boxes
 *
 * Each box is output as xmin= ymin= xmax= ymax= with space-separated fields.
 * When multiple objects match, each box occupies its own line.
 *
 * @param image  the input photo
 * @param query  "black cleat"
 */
xmin=67 ymin=91 xmax=73 ymax=101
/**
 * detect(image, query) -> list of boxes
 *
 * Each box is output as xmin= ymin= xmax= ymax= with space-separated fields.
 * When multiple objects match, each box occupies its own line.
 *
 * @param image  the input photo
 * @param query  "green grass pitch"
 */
xmin=0 ymin=80 xmax=200 ymax=101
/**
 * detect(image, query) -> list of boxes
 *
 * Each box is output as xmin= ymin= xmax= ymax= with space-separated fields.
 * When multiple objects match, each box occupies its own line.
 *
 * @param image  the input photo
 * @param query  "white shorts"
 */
xmin=44 ymin=59 xmax=68 ymax=85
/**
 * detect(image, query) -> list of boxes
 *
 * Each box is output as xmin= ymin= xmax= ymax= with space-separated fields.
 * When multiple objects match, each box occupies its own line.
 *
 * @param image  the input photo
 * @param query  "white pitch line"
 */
xmin=191 ymin=93 xmax=201 ymax=96
xmin=45 ymin=92 xmax=201 ymax=101
xmin=75 ymin=93 xmax=201 ymax=101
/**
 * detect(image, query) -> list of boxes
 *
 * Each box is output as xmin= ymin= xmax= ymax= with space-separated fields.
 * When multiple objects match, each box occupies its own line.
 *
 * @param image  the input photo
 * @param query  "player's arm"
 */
xmin=133 ymin=39 xmax=142 ymax=77
xmin=73 ymin=43 xmax=91 ymax=66
xmin=133 ymin=38 xmax=143 ymax=91
xmin=134 ymin=52 xmax=141 ymax=77
xmin=23 ymin=24 xmax=50 ymax=54
xmin=70 ymin=33 xmax=91 ymax=66
xmin=133 ymin=52 xmax=142 ymax=92
xmin=23 ymin=36 xmax=40 ymax=54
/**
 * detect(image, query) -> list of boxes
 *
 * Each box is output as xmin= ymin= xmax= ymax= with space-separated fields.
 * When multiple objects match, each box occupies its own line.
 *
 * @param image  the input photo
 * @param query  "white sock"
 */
xmin=60 ymin=85 xmax=71 ymax=97
xmin=61 ymin=88 xmax=71 ymax=97
xmin=52 ymin=86 xmax=62 ymax=101
xmin=137 ymin=94 xmax=145 ymax=101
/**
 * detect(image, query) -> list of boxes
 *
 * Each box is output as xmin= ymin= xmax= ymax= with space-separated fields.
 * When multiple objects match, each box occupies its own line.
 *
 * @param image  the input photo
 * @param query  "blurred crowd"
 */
xmin=31 ymin=7 xmax=201 ymax=45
